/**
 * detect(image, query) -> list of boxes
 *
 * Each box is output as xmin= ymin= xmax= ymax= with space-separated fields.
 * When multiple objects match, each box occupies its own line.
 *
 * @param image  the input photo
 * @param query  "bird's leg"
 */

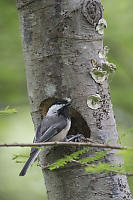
xmin=64 ymin=133 xmax=83 ymax=142
xmin=65 ymin=133 xmax=96 ymax=143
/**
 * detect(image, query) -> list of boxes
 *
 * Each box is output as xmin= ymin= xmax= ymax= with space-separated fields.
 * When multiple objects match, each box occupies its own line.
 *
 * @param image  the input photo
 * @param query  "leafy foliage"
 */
xmin=12 ymin=153 xmax=29 ymax=163
xmin=0 ymin=106 xmax=17 ymax=115
xmin=49 ymin=147 xmax=133 ymax=176
xmin=49 ymin=149 xmax=110 ymax=170
xmin=118 ymin=149 xmax=133 ymax=173
xmin=49 ymin=147 xmax=90 ymax=170
xmin=79 ymin=150 xmax=110 ymax=164
xmin=85 ymin=162 xmax=124 ymax=174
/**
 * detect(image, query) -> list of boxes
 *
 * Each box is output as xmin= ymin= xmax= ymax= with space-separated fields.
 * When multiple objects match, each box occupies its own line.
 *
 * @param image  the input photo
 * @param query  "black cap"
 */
xmin=51 ymin=99 xmax=70 ymax=106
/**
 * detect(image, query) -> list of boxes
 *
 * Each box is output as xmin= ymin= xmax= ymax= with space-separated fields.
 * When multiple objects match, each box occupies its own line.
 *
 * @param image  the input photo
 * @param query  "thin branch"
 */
xmin=71 ymin=159 xmax=89 ymax=167
xmin=0 ymin=141 xmax=132 ymax=150
xmin=37 ymin=159 xmax=133 ymax=176
xmin=71 ymin=160 xmax=133 ymax=177
xmin=126 ymin=173 xmax=133 ymax=176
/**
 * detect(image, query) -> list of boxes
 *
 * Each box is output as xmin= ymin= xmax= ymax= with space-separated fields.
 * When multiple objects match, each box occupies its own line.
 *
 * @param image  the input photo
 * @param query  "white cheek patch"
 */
xmin=47 ymin=104 xmax=65 ymax=116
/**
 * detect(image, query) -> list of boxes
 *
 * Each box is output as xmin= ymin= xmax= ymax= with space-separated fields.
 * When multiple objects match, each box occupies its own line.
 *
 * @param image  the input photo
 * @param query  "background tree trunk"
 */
xmin=16 ymin=0 xmax=132 ymax=199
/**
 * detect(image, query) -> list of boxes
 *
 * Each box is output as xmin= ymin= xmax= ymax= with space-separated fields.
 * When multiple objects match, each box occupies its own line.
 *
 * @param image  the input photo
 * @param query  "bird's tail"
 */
xmin=19 ymin=149 xmax=41 ymax=176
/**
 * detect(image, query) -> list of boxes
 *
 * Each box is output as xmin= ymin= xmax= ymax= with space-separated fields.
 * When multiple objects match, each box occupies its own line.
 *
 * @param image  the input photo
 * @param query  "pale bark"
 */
xmin=16 ymin=0 xmax=132 ymax=199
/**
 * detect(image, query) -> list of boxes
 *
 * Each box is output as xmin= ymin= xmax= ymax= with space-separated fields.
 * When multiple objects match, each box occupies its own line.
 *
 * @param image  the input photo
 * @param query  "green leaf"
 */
xmin=12 ymin=153 xmax=29 ymax=160
xmin=0 ymin=106 xmax=17 ymax=115
xmin=117 ymin=149 xmax=133 ymax=172
xmin=31 ymin=146 xmax=44 ymax=149
xmin=79 ymin=150 xmax=110 ymax=164
xmin=85 ymin=162 xmax=124 ymax=174
xmin=49 ymin=147 xmax=90 ymax=170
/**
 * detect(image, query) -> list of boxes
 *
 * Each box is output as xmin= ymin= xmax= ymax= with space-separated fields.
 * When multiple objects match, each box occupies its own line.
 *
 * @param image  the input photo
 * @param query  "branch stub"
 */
xmin=82 ymin=0 xmax=103 ymax=26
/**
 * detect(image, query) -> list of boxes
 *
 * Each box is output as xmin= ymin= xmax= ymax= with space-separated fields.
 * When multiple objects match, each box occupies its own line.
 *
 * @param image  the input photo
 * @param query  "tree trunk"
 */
xmin=16 ymin=0 xmax=132 ymax=199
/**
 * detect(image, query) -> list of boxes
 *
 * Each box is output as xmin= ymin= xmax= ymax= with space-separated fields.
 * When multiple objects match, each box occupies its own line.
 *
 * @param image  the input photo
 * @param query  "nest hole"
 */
xmin=69 ymin=108 xmax=91 ymax=138
xmin=39 ymin=98 xmax=91 ymax=139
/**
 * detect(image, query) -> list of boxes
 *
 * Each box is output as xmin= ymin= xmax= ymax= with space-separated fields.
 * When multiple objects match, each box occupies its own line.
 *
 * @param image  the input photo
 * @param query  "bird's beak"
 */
xmin=65 ymin=102 xmax=71 ymax=107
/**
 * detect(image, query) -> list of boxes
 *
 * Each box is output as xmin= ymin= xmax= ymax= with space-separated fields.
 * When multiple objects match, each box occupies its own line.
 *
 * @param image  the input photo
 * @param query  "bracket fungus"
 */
xmin=96 ymin=18 xmax=107 ymax=35
xmin=90 ymin=58 xmax=108 ymax=84
xmin=87 ymin=94 xmax=102 ymax=110
xmin=90 ymin=68 xmax=108 ymax=84
xmin=90 ymin=46 xmax=116 ymax=83
xmin=99 ymin=47 xmax=116 ymax=73
xmin=102 ymin=61 xmax=116 ymax=73
xmin=99 ymin=46 xmax=109 ymax=60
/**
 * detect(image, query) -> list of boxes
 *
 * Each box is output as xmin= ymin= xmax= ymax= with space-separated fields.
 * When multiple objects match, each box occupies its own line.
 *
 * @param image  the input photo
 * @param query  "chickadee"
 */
xmin=19 ymin=99 xmax=71 ymax=176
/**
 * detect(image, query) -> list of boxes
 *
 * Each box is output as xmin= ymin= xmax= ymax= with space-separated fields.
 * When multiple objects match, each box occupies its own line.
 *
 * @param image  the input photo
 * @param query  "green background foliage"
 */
xmin=0 ymin=0 xmax=133 ymax=199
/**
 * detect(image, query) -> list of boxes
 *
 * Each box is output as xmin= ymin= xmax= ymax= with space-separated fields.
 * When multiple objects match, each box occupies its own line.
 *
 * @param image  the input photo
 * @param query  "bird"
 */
xmin=19 ymin=99 xmax=71 ymax=176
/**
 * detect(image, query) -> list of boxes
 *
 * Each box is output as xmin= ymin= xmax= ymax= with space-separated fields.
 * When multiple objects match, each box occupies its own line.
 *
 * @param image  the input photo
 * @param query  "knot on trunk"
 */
xmin=82 ymin=0 xmax=103 ymax=26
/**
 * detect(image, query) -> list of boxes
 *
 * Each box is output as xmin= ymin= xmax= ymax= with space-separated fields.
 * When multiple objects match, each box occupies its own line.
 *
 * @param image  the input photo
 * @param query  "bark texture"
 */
xmin=16 ymin=0 xmax=132 ymax=199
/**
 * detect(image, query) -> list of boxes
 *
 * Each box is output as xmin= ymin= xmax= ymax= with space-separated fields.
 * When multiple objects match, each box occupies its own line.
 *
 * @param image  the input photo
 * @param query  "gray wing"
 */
xmin=34 ymin=115 xmax=67 ymax=143
xmin=31 ymin=115 xmax=67 ymax=154
xmin=20 ymin=115 xmax=67 ymax=175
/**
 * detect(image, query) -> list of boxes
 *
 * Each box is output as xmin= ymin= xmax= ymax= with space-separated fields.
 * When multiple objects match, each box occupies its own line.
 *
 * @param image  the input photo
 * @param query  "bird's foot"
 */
xmin=65 ymin=133 xmax=84 ymax=142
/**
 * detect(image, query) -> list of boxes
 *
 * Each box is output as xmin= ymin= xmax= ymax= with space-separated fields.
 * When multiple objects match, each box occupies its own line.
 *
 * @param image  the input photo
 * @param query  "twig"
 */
xmin=126 ymin=173 xmax=133 ymax=176
xmin=0 ymin=141 xmax=132 ymax=150
xmin=71 ymin=160 xmax=133 ymax=176
xmin=71 ymin=159 xmax=89 ymax=167
xmin=36 ymin=159 xmax=133 ymax=176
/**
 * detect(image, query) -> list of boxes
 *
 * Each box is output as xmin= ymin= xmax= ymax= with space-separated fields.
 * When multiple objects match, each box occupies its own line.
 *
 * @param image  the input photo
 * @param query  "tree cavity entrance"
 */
xmin=39 ymin=98 xmax=91 ymax=138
